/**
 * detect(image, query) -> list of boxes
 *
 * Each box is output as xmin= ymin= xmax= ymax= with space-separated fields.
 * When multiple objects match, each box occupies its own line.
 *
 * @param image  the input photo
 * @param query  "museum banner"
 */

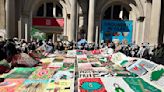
xmin=32 ymin=18 xmax=64 ymax=27
xmin=101 ymin=20 xmax=133 ymax=43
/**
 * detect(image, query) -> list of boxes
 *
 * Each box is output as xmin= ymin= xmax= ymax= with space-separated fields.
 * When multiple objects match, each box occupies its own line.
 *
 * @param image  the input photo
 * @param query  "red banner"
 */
xmin=32 ymin=18 xmax=64 ymax=27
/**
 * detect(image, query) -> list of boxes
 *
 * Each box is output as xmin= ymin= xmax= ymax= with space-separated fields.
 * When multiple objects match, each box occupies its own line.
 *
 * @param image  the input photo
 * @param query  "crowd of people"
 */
xmin=0 ymin=38 xmax=164 ymax=74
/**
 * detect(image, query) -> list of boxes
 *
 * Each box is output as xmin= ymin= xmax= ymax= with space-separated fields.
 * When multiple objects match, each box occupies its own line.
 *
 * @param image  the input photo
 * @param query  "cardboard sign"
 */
xmin=63 ymin=58 xmax=76 ymax=63
xmin=66 ymin=50 xmax=76 ymax=57
xmin=127 ymin=62 xmax=148 ymax=76
xmin=78 ymin=63 xmax=93 ymax=71
xmin=40 ymin=58 xmax=55 ymax=63
xmin=91 ymin=50 xmax=101 ymax=54
xmin=45 ymin=79 xmax=74 ymax=92
xmin=134 ymin=59 xmax=157 ymax=71
xmin=48 ymin=62 xmax=63 ymax=68
xmin=101 ymin=20 xmax=133 ymax=43
xmin=111 ymin=52 xmax=128 ymax=66
xmin=58 ymin=63 xmax=75 ymax=71
xmin=79 ymin=71 xmax=111 ymax=78
xmin=29 ymin=68 xmax=55 ymax=79
xmin=142 ymin=65 xmax=164 ymax=90
xmin=101 ymin=77 xmax=134 ymax=92
xmin=23 ymin=80 xmax=49 ymax=85
xmin=78 ymin=58 xmax=88 ymax=63
xmin=52 ymin=71 xmax=74 ymax=82
xmin=77 ymin=55 xmax=87 ymax=59
xmin=17 ymin=80 xmax=48 ymax=92
xmin=79 ymin=78 xmax=107 ymax=92
xmin=126 ymin=59 xmax=157 ymax=76
xmin=0 ymin=79 xmax=25 ymax=92
xmin=101 ymin=48 xmax=114 ymax=56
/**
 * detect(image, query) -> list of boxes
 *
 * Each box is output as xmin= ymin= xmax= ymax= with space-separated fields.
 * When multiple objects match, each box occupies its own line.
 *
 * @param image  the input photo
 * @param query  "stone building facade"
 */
xmin=0 ymin=0 xmax=5 ymax=40
xmin=0 ymin=0 xmax=163 ymax=45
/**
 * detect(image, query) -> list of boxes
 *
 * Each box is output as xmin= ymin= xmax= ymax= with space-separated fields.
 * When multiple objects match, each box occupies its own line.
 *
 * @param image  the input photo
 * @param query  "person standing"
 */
xmin=152 ymin=43 xmax=164 ymax=64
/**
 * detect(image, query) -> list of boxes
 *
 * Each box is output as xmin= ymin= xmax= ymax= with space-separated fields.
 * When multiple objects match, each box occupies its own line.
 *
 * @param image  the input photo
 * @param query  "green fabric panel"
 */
xmin=123 ymin=78 xmax=161 ymax=92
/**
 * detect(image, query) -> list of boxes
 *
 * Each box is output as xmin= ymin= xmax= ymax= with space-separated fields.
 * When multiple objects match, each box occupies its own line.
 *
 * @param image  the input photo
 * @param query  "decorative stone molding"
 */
xmin=23 ymin=0 xmax=71 ymax=16
xmin=137 ymin=16 xmax=145 ymax=22
xmin=145 ymin=0 xmax=152 ymax=3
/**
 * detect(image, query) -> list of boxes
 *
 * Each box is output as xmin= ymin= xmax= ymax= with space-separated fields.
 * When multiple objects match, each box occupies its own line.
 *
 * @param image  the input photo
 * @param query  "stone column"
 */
xmin=159 ymin=0 xmax=164 ymax=43
xmin=129 ymin=10 xmax=136 ymax=42
xmin=25 ymin=19 xmax=28 ymax=42
xmin=0 ymin=0 xmax=5 ymax=29
xmin=52 ymin=34 xmax=56 ymax=43
xmin=0 ymin=0 xmax=5 ymax=39
xmin=18 ymin=17 xmax=25 ymax=39
xmin=138 ymin=21 xmax=144 ymax=45
xmin=63 ymin=8 xmax=67 ymax=36
xmin=87 ymin=0 xmax=95 ymax=43
xmin=53 ymin=3 xmax=56 ymax=17
xmin=150 ymin=0 xmax=161 ymax=45
xmin=143 ymin=2 xmax=152 ymax=43
xmin=95 ymin=26 xmax=99 ymax=44
xmin=70 ymin=0 xmax=77 ymax=41
xmin=6 ymin=0 xmax=16 ymax=39
xmin=23 ymin=15 xmax=31 ymax=42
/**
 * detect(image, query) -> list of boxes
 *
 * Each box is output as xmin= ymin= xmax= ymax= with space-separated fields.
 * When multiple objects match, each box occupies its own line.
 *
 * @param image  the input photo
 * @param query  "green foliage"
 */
xmin=31 ymin=28 xmax=46 ymax=40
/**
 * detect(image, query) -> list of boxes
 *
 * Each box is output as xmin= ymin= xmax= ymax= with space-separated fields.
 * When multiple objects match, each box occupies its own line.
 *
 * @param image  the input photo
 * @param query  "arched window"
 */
xmin=36 ymin=2 xmax=63 ymax=17
xmin=37 ymin=4 xmax=44 ymax=16
xmin=103 ymin=5 xmax=130 ymax=20
xmin=46 ymin=3 xmax=53 ymax=17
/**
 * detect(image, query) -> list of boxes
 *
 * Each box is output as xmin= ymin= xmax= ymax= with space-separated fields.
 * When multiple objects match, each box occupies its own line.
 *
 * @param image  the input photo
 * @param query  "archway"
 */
xmin=101 ymin=2 xmax=133 ymax=44
xmin=77 ymin=0 xmax=89 ymax=40
xmin=32 ymin=1 xmax=64 ymax=42
xmin=99 ymin=0 xmax=144 ymax=44
xmin=103 ymin=4 xmax=131 ymax=20
xmin=22 ymin=0 xmax=70 ymax=42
